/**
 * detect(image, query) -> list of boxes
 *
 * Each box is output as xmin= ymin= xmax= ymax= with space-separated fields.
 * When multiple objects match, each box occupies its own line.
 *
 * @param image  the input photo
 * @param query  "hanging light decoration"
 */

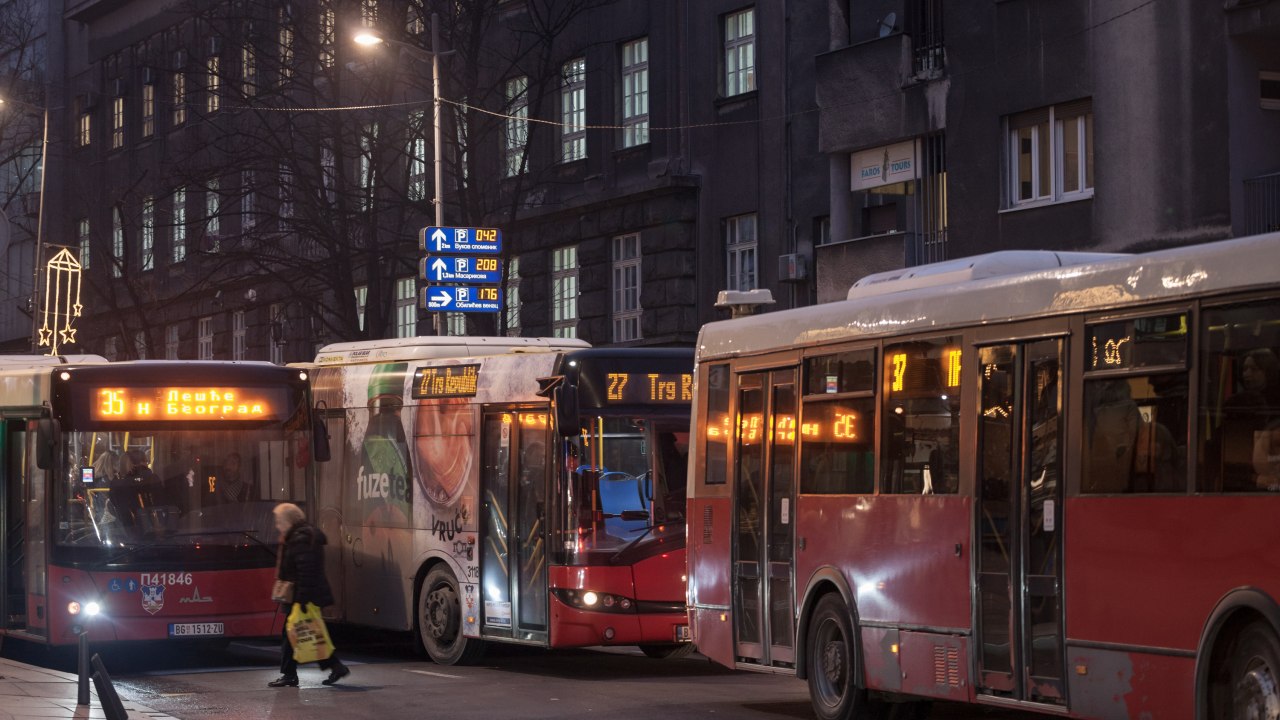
xmin=37 ymin=248 xmax=83 ymax=356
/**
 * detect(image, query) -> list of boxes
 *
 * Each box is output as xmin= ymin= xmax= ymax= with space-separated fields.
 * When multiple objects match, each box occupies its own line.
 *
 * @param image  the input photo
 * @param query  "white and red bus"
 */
xmin=0 ymin=356 xmax=322 ymax=645
xmin=308 ymin=338 xmax=694 ymax=664
xmin=687 ymin=232 xmax=1280 ymax=719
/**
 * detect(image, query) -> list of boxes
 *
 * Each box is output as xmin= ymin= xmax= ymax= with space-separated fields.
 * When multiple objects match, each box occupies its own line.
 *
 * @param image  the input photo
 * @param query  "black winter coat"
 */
xmin=278 ymin=522 xmax=335 ymax=610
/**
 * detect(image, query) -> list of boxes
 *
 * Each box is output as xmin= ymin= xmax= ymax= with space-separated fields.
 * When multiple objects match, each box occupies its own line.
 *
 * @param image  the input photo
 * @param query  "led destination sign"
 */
xmin=89 ymin=386 xmax=285 ymax=422
xmin=412 ymin=364 xmax=481 ymax=399
xmin=604 ymin=372 xmax=693 ymax=404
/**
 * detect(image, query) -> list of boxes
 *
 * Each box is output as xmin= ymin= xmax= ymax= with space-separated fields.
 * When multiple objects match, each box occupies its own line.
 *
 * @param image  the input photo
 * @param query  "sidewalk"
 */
xmin=0 ymin=655 xmax=179 ymax=720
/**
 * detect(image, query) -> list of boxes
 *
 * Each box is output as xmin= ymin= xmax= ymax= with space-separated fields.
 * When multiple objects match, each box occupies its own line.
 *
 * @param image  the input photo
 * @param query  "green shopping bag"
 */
xmin=287 ymin=602 xmax=335 ymax=663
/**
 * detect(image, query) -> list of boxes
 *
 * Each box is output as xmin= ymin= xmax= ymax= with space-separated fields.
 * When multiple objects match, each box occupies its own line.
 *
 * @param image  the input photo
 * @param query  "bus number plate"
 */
xmin=675 ymin=625 xmax=691 ymax=642
xmin=169 ymin=623 xmax=224 ymax=637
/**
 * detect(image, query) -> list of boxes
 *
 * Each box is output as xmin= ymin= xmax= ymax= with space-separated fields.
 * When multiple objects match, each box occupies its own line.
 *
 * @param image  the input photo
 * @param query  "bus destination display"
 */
xmin=605 ymin=372 xmax=693 ymax=404
xmin=90 ymin=386 xmax=284 ymax=422
xmin=412 ymin=364 xmax=481 ymax=399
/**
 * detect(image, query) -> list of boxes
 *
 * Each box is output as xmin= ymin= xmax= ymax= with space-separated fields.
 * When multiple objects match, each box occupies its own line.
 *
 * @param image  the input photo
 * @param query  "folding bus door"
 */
xmin=975 ymin=338 xmax=1066 ymax=705
xmin=733 ymin=369 xmax=798 ymax=667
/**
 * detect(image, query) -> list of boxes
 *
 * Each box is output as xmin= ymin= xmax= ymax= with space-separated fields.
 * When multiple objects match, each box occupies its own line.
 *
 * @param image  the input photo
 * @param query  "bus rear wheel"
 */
xmin=638 ymin=642 xmax=695 ymax=659
xmin=1222 ymin=621 xmax=1280 ymax=720
xmin=807 ymin=593 xmax=869 ymax=720
xmin=417 ymin=565 xmax=485 ymax=666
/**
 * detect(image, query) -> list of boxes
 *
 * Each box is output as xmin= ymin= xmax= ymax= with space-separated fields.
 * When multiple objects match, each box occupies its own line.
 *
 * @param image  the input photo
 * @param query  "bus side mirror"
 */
xmin=312 ymin=411 xmax=331 ymax=463
xmin=36 ymin=418 xmax=59 ymax=470
xmin=554 ymin=385 xmax=579 ymax=437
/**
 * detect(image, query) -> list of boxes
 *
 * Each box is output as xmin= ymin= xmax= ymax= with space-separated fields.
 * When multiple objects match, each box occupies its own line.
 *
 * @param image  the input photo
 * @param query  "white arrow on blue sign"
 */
xmin=421 ymin=285 xmax=503 ymax=313
xmin=421 ymin=256 xmax=503 ymax=284
xmin=419 ymin=226 xmax=502 ymax=254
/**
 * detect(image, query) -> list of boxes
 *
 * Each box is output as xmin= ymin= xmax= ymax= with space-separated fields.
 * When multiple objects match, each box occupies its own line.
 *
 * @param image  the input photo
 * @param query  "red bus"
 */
xmin=308 ymin=339 xmax=694 ymax=664
xmin=0 ymin=357 xmax=323 ymax=645
xmin=687 ymin=232 xmax=1280 ymax=719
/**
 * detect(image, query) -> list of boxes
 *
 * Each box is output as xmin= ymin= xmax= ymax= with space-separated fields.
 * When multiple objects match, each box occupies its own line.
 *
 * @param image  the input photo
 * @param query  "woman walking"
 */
xmin=268 ymin=503 xmax=350 ymax=687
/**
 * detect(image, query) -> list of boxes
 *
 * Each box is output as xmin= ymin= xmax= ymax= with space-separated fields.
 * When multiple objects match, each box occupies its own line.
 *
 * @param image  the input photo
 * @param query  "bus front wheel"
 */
xmin=417 ymin=565 xmax=485 ymax=666
xmin=1221 ymin=620 xmax=1280 ymax=720
xmin=807 ymin=593 xmax=869 ymax=720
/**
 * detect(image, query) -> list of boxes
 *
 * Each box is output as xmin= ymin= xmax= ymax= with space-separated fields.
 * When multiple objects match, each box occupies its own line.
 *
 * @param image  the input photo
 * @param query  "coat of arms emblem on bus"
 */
xmin=141 ymin=584 xmax=165 ymax=614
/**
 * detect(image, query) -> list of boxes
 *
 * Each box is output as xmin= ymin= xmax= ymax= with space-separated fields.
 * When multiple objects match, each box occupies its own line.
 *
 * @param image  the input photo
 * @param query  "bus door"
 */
xmin=975 ymin=338 xmax=1066 ymax=704
xmin=733 ymin=369 xmax=797 ymax=667
xmin=2 ymin=420 xmax=45 ymax=636
xmin=479 ymin=408 xmax=549 ymax=642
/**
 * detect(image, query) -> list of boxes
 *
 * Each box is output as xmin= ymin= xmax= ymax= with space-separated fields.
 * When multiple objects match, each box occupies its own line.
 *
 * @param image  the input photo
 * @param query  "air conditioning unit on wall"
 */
xmin=778 ymin=253 xmax=808 ymax=283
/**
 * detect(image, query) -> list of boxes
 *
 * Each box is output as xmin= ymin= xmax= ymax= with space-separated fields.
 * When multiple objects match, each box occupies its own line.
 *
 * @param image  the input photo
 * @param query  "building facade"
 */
xmin=814 ymin=0 xmax=1280 ymax=302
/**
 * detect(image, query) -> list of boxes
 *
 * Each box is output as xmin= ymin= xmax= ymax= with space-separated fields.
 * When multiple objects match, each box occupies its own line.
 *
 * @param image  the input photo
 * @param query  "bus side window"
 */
xmin=704 ymin=364 xmax=730 ymax=485
xmin=880 ymin=339 xmax=961 ymax=495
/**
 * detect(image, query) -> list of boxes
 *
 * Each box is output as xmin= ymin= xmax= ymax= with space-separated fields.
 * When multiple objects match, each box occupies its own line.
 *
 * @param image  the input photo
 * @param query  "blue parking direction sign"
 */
xmin=420 ymin=226 xmax=502 ymax=254
xmin=421 ymin=285 xmax=503 ymax=313
xmin=421 ymin=256 xmax=503 ymax=284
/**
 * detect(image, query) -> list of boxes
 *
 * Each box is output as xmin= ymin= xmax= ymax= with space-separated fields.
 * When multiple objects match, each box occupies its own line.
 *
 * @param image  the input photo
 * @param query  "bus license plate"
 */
xmin=675 ymin=625 xmax=691 ymax=642
xmin=169 ymin=623 xmax=224 ymax=637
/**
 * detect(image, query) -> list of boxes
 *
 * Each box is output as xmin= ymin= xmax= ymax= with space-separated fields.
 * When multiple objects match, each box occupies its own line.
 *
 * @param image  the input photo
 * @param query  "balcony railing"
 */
xmin=1244 ymin=172 xmax=1280 ymax=235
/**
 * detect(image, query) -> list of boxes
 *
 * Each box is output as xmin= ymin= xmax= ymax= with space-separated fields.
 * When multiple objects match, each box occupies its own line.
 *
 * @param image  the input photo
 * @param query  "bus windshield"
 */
xmin=55 ymin=428 xmax=309 ymax=552
xmin=557 ymin=417 xmax=688 ymax=566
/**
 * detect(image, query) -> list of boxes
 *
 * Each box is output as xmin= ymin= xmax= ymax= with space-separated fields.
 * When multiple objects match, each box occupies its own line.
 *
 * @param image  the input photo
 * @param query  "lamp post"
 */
xmin=355 ymin=14 xmax=452 ymax=335
xmin=0 ymin=95 xmax=52 ymax=353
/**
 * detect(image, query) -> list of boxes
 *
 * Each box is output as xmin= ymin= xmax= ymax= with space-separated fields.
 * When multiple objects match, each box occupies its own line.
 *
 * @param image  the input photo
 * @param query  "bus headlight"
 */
xmin=68 ymin=600 xmax=102 ymax=616
xmin=582 ymin=591 xmax=599 ymax=607
xmin=85 ymin=602 xmax=101 ymax=616
xmin=551 ymin=589 xmax=639 ymax=614
xmin=67 ymin=601 xmax=81 ymax=615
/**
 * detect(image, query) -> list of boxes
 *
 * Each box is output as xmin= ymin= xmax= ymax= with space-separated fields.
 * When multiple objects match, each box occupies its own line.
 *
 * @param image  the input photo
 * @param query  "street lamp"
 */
xmin=0 ymin=95 xmax=52 ymax=353
xmin=355 ymin=16 xmax=453 ymax=335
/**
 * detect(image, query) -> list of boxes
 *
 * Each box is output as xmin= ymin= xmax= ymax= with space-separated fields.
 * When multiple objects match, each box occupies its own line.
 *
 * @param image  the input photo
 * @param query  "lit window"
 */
xmin=172 ymin=68 xmax=187 ymax=125
xmin=141 ymin=196 xmax=155 ymax=271
xmin=319 ymin=2 xmax=336 ymax=67
xmin=205 ymin=178 xmax=220 ymax=250
xmin=278 ymin=9 xmax=294 ymax=85
xmin=232 ymin=310 xmax=246 ymax=360
xmin=395 ymin=277 xmax=416 ymax=338
xmin=355 ymin=285 xmax=368 ymax=332
xmin=141 ymin=82 xmax=155 ymax=137
xmin=1007 ymin=101 xmax=1094 ymax=208
xmin=198 ymin=316 xmax=214 ymax=359
xmin=561 ymin=58 xmax=586 ymax=162
xmin=111 ymin=95 xmax=125 ymax=149
xmin=360 ymin=123 xmax=378 ymax=211
xmin=165 ymin=324 xmax=180 ymax=359
xmin=361 ymin=0 xmax=377 ymax=27
xmin=725 ymin=213 xmax=757 ymax=291
xmin=724 ymin=8 xmax=756 ymax=97
xmin=446 ymin=313 xmax=466 ymax=336
xmin=551 ymin=246 xmax=578 ymax=338
xmin=78 ymin=112 xmax=91 ymax=147
xmin=241 ymin=45 xmax=256 ymax=97
xmin=173 ymin=187 xmax=187 ymax=262
xmin=206 ymin=56 xmax=221 ymax=113
xmin=612 ymin=234 xmax=642 ymax=342
xmin=406 ymin=3 xmax=425 ymax=34
xmin=111 ymin=206 xmax=124 ymax=278
xmin=621 ymin=38 xmax=649 ymax=147
xmin=77 ymin=219 xmax=91 ymax=269
xmin=504 ymin=256 xmax=521 ymax=336
xmin=408 ymin=111 xmax=427 ymax=201
xmin=504 ymin=76 xmax=528 ymax=177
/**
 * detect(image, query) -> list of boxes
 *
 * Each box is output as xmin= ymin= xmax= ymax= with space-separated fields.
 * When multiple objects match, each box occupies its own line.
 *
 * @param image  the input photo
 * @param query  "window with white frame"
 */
xmin=724 ymin=8 xmax=756 ymax=97
xmin=279 ymin=162 xmax=294 ymax=229
xmin=561 ymin=58 xmax=586 ymax=163
xmin=232 ymin=310 xmax=246 ymax=360
xmin=134 ymin=331 xmax=147 ymax=360
xmin=269 ymin=303 xmax=284 ymax=364
xmin=241 ymin=45 xmax=256 ymax=97
xmin=141 ymin=196 xmax=155 ymax=270
xmin=504 ymin=256 xmax=521 ymax=336
xmin=206 ymin=178 xmax=220 ymax=250
xmin=355 ymin=285 xmax=367 ymax=331
xmin=165 ymin=324 xmax=180 ymax=359
xmin=142 ymin=82 xmax=155 ymax=137
xmin=173 ymin=187 xmax=187 ymax=262
xmin=408 ymin=111 xmax=427 ymax=201
xmin=725 ymin=212 xmax=757 ymax=291
xmin=111 ymin=206 xmax=124 ymax=278
xmin=504 ymin=76 xmax=528 ymax=177
xmin=241 ymin=170 xmax=255 ymax=230
xmin=621 ymin=38 xmax=649 ymax=147
xmin=207 ymin=56 xmax=220 ymax=113
xmin=551 ymin=246 xmax=578 ymax=338
xmin=198 ymin=316 xmax=214 ymax=359
xmin=360 ymin=123 xmax=378 ymax=210
xmin=111 ymin=95 xmax=125 ymax=149
xmin=172 ymin=67 xmax=187 ymax=125
xmin=1006 ymin=100 xmax=1094 ymax=208
xmin=612 ymin=234 xmax=642 ymax=342
xmin=77 ymin=218 xmax=90 ymax=269
xmin=278 ymin=9 xmax=294 ymax=85
xmin=395 ymin=277 xmax=416 ymax=338
xmin=319 ymin=2 xmax=335 ymax=68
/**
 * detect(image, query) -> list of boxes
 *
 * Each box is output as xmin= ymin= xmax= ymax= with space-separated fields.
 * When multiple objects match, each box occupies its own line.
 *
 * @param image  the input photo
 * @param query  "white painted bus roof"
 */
xmin=0 ymin=354 xmax=109 ymax=371
xmin=697 ymin=232 xmax=1280 ymax=361
xmin=310 ymin=336 xmax=590 ymax=365
xmin=846 ymin=250 xmax=1126 ymax=300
